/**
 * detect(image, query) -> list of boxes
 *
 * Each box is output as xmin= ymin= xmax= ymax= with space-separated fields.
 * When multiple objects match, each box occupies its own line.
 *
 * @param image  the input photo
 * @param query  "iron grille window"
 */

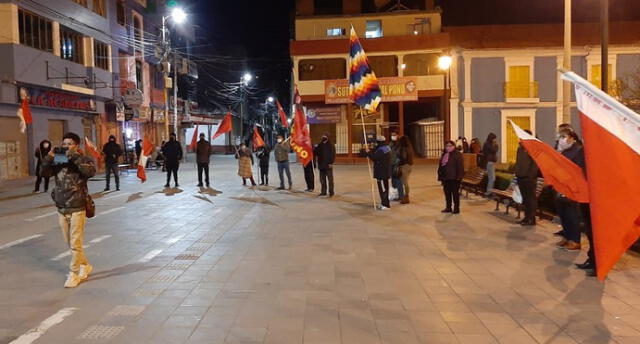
xmin=94 ymin=40 xmax=109 ymax=70
xmin=18 ymin=9 xmax=53 ymax=52
xmin=60 ymin=26 xmax=84 ymax=64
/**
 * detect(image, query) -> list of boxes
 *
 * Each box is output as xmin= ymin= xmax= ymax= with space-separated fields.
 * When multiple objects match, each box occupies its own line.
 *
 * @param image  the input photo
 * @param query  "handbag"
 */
xmin=85 ymin=192 xmax=95 ymax=218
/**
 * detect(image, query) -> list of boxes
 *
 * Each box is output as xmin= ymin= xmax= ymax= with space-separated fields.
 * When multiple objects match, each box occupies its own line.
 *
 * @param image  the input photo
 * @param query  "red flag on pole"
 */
xmin=562 ymin=70 xmax=640 ymax=280
xmin=276 ymin=99 xmax=288 ymax=128
xmin=291 ymin=106 xmax=313 ymax=167
xmin=189 ymin=125 xmax=199 ymax=151
xmin=16 ymin=96 xmax=32 ymax=134
xmin=509 ymin=121 xmax=589 ymax=203
xmin=294 ymin=85 xmax=302 ymax=106
xmin=212 ymin=112 xmax=232 ymax=140
xmin=253 ymin=127 xmax=265 ymax=149
xmin=84 ymin=137 xmax=102 ymax=166
xmin=137 ymin=138 xmax=154 ymax=183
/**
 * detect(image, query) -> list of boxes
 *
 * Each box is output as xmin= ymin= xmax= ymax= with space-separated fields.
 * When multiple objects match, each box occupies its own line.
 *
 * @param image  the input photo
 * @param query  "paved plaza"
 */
xmin=1 ymin=155 xmax=640 ymax=344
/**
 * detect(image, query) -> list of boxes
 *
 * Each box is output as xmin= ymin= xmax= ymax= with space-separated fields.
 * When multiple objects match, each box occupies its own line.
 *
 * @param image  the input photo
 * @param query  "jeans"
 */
xmin=166 ymin=164 xmax=179 ymax=185
xmin=58 ymin=211 xmax=88 ymax=273
xmin=556 ymin=196 xmax=581 ymax=243
xmin=377 ymin=179 xmax=390 ymax=208
xmin=304 ymin=163 xmax=315 ymax=190
xmin=319 ymin=168 xmax=334 ymax=195
xmin=486 ymin=161 xmax=496 ymax=194
xmin=105 ymin=163 xmax=119 ymax=189
xmin=517 ymin=177 xmax=537 ymax=222
xmin=443 ymin=180 xmax=461 ymax=211
xmin=392 ymin=177 xmax=404 ymax=200
xmin=277 ymin=160 xmax=292 ymax=188
xmin=197 ymin=163 xmax=209 ymax=185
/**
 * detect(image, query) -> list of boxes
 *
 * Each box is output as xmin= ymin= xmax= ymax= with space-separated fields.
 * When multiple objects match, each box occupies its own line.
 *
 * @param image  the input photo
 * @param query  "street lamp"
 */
xmin=267 ymin=96 xmax=274 ymax=103
xmin=239 ymin=73 xmax=253 ymax=139
xmin=161 ymin=7 xmax=187 ymax=142
xmin=438 ymin=55 xmax=452 ymax=141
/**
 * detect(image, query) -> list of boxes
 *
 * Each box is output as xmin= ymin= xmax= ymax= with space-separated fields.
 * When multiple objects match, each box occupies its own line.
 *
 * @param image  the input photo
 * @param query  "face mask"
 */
xmin=391 ymin=135 xmax=398 ymax=141
xmin=322 ymin=137 xmax=328 ymax=142
xmin=277 ymin=138 xmax=283 ymax=143
xmin=43 ymin=143 xmax=50 ymax=148
xmin=445 ymin=146 xmax=455 ymax=153
xmin=557 ymin=137 xmax=571 ymax=151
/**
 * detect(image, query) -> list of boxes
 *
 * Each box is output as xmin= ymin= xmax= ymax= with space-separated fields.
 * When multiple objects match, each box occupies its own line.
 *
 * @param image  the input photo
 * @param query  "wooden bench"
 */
xmin=461 ymin=168 xmax=487 ymax=197
xmin=492 ymin=177 xmax=545 ymax=218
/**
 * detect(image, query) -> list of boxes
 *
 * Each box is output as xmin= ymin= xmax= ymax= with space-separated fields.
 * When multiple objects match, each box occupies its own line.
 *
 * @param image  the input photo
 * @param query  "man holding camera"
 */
xmin=41 ymin=132 xmax=96 ymax=288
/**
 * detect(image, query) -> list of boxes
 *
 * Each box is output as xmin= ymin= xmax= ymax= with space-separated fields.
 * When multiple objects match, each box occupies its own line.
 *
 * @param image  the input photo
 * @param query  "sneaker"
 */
xmin=206 ymin=183 xmax=210 ymax=187
xmin=78 ymin=264 xmax=93 ymax=281
xmin=441 ymin=208 xmax=452 ymax=213
xmin=116 ymin=187 xmax=120 ymax=191
xmin=174 ymin=183 xmax=179 ymax=188
xmin=378 ymin=205 xmax=391 ymax=211
xmin=64 ymin=272 xmax=81 ymax=288
xmin=318 ymin=193 xmax=327 ymax=197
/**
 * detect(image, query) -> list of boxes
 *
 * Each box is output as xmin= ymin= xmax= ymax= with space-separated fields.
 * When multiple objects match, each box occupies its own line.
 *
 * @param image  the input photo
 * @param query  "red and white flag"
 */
xmin=136 ymin=138 xmax=154 ymax=183
xmin=276 ymin=99 xmax=289 ymax=128
xmin=509 ymin=121 xmax=589 ymax=203
xmin=84 ymin=137 xmax=102 ymax=165
xmin=563 ymin=70 xmax=640 ymax=280
xmin=189 ymin=124 xmax=199 ymax=151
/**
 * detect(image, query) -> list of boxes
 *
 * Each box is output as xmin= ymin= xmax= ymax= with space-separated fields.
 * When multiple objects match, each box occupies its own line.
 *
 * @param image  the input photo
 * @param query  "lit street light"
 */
xmin=171 ymin=7 xmax=187 ymax=24
xmin=239 ymin=73 xmax=253 ymax=139
xmin=161 ymin=7 xmax=188 ymax=142
xmin=438 ymin=55 xmax=452 ymax=71
xmin=267 ymin=96 xmax=274 ymax=103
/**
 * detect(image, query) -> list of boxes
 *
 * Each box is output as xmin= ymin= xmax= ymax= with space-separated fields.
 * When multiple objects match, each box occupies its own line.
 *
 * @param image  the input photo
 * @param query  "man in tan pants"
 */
xmin=42 ymin=132 xmax=96 ymax=288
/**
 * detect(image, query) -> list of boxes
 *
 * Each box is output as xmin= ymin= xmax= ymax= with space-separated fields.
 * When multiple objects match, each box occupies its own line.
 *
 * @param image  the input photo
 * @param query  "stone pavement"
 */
xmin=1 ymin=155 xmax=640 ymax=344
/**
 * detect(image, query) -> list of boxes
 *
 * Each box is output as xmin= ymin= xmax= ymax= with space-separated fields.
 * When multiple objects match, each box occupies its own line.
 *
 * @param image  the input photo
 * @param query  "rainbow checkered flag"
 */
xmin=348 ymin=26 xmax=381 ymax=113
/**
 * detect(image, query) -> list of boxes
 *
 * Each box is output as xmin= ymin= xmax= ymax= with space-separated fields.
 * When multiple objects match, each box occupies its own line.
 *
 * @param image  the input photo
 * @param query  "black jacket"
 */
xmin=102 ymin=141 xmax=123 ymax=165
xmin=41 ymin=150 xmax=96 ymax=213
xmin=35 ymin=140 xmax=52 ymax=176
xmin=397 ymin=145 xmax=414 ymax=166
xmin=514 ymin=145 xmax=539 ymax=178
xmin=162 ymin=140 xmax=183 ymax=165
xmin=314 ymin=140 xmax=336 ymax=170
xmin=256 ymin=147 xmax=271 ymax=167
xmin=196 ymin=139 xmax=211 ymax=164
xmin=367 ymin=144 xmax=392 ymax=180
xmin=482 ymin=141 xmax=499 ymax=163
xmin=561 ymin=142 xmax=586 ymax=172
xmin=438 ymin=150 xmax=464 ymax=181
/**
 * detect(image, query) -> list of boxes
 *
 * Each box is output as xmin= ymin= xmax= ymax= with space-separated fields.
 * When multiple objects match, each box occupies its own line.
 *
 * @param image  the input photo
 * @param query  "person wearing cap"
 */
xmin=367 ymin=135 xmax=392 ymax=210
xmin=102 ymin=135 xmax=123 ymax=191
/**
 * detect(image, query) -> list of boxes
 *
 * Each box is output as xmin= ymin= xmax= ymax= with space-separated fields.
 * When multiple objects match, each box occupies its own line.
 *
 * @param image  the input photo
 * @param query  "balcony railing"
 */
xmin=504 ymin=81 xmax=539 ymax=100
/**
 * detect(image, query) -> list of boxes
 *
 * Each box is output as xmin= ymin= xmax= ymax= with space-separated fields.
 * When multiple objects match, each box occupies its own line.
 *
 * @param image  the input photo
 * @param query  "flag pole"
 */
xmin=360 ymin=107 xmax=377 ymax=210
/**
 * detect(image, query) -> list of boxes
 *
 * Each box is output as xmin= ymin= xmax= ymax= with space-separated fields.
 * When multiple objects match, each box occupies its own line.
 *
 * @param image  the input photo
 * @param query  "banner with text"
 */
xmin=325 ymin=77 xmax=418 ymax=104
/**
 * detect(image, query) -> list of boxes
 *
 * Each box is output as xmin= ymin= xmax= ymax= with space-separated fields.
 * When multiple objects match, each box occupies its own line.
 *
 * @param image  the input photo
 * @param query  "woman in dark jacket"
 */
xmin=438 ymin=140 xmax=464 ymax=214
xmin=397 ymin=136 xmax=414 ymax=204
xmin=555 ymin=129 xmax=585 ymax=251
xmin=34 ymin=139 xmax=52 ymax=192
xmin=481 ymin=132 xmax=499 ymax=196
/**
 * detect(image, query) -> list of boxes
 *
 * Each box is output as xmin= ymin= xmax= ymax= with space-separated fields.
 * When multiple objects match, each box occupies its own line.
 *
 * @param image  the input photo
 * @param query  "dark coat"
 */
xmin=397 ymin=145 xmax=414 ymax=166
xmin=196 ymin=139 xmax=211 ymax=164
xmin=438 ymin=150 xmax=464 ymax=181
xmin=514 ymin=145 xmax=539 ymax=178
xmin=162 ymin=139 xmax=183 ymax=166
xmin=256 ymin=147 xmax=271 ymax=167
xmin=314 ymin=140 xmax=336 ymax=170
xmin=41 ymin=150 xmax=96 ymax=213
xmin=274 ymin=141 xmax=291 ymax=162
xmin=102 ymin=141 xmax=123 ymax=165
xmin=561 ymin=142 xmax=586 ymax=172
xmin=35 ymin=140 xmax=52 ymax=177
xmin=367 ymin=144 xmax=392 ymax=180
xmin=481 ymin=140 xmax=499 ymax=163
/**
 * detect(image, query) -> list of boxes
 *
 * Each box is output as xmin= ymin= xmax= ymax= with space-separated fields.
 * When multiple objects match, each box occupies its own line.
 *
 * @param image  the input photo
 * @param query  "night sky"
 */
xmin=191 ymin=0 xmax=640 ymax=114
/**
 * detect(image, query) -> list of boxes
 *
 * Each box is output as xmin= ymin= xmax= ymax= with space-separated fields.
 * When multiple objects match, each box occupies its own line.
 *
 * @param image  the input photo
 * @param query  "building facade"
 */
xmin=0 ymin=0 xmax=200 ymax=180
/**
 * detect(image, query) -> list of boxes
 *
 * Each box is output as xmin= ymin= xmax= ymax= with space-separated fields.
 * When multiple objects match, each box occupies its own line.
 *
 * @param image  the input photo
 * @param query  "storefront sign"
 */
xmin=139 ymin=106 xmax=151 ymax=120
xmin=324 ymin=77 xmax=418 ymax=104
xmin=123 ymin=88 xmax=143 ymax=107
xmin=307 ymin=106 xmax=341 ymax=124
xmin=153 ymin=110 xmax=165 ymax=123
xmin=21 ymin=86 xmax=96 ymax=111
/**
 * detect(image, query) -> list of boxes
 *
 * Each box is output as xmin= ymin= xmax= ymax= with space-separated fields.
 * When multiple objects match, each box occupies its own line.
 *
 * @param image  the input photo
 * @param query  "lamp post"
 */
xmin=239 ymin=73 xmax=252 ymax=140
xmin=600 ymin=0 xmax=609 ymax=94
xmin=161 ymin=7 xmax=187 ymax=141
xmin=438 ymin=55 xmax=452 ymax=141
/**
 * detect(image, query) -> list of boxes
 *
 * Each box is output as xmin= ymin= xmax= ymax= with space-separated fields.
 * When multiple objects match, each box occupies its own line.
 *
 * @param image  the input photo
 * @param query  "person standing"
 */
xmin=303 ymin=160 xmax=315 ymax=192
xmin=389 ymin=131 xmax=402 ymax=201
xmin=102 ymin=135 xmax=122 ymax=191
xmin=397 ymin=136 xmax=414 ymax=204
xmin=41 ymin=132 xmax=96 ymax=288
xmin=256 ymin=146 xmax=271 ymax=185
xmin=314 ymin=133 xmax=336 ymax=197
xmin=555 ymin=129 xmax=585 ymax=251
xmin=196 ymin=133 xmax=212 ymax=187
xmin=274 ymin=135 xmax=292 ymax=190
xmin=438 ymin=140 xmax=464 ymax=214
xmin=235 ymin=143 xmax=257 ymax=186
xmin=513 ymin=130 xmax=539 ymax=226
xmin=34 ymin=139 xmax=52 ymax=193
xmin=482 ymin=133 xmax=499 ymax=196
xmin=162 ymin=133 xmax=182 ymax=188
xmin=367 ymin=135 xmax=392 ymax=210
xmin=134 ymin=139 xmax=142 ymax=163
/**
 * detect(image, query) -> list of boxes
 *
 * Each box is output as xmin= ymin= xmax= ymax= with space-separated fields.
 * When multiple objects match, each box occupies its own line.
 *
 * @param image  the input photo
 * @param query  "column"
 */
xmin=399 ymin=101 xmax=404 ymax=136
